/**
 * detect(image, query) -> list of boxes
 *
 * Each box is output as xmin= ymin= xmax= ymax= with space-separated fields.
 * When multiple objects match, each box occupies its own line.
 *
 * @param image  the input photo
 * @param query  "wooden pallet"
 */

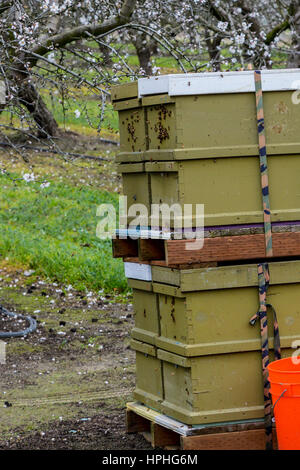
xmin=126 ymin=402 xmax=278 ymax=450
xmin=113 ymin=231 xmax=300 ymax=266
xmin=123 ymin=257 xmax=217 ymax=270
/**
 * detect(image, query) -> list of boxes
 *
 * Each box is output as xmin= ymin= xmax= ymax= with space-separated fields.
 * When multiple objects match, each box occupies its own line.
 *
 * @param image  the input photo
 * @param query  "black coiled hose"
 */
xmin=0 ymin=304 xmax=37 ymax=338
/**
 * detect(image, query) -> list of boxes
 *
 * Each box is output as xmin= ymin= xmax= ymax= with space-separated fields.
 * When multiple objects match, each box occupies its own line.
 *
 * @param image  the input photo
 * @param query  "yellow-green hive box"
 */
xmin=128 ymin=259 xmax=300 ymax=356
xmin=131 ymin=338 xmax=293 ymax=425
xmin=119 ymin=157 xmax=300 ymax=226
xmin=111 ymin=70 xmax=300 ymax=160
xmin=112 ymin=70 xmax=300 ymax=227
xmin=127 ymin=260 xmax=300 ymax=424
xmin=130 ymin=280 xmax=159 ymax=345
xmin=131 ymin=339 xmax=163 ymax=412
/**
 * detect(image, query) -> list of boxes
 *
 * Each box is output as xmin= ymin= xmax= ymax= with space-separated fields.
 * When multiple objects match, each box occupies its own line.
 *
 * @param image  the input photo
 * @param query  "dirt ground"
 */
xmin=0 ymin=263 xmax=153 ymax=450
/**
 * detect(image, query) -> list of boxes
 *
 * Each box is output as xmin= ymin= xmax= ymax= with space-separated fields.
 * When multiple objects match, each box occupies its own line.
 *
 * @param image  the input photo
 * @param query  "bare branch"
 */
xmin=0 ymin=0 xmax=11 ymax=15
xmin=29 ymin=0 xmax=137 ymax=64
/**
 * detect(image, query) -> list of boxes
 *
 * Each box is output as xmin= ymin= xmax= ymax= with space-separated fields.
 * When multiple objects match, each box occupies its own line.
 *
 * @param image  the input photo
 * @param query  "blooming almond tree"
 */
xmin=0 ymin=0 xmax=299 ymax=157
xmin=125 ymin=0 xmax=300 ymax=73
xmin=0 ymin=0 xmax=137 ymax=139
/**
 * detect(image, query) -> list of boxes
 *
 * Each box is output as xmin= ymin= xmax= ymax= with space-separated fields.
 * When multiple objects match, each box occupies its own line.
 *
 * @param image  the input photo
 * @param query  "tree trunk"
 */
xmin=205 ymin=31 xmax=222 ymax=71
xmin=136 ymin=44 xmax=152 ymax=74
xmin=17 ymin=78 xmax=59 ymax=138
xmin=131 ymin=32 xmax=152 ymax=75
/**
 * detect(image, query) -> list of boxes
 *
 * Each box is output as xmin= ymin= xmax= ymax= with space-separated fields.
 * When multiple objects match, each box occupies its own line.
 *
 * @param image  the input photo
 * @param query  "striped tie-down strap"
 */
xmin=254 ymin=71 xmax=273 ymax=257
xmin=249 ymin=263 xmax=281 ymax=450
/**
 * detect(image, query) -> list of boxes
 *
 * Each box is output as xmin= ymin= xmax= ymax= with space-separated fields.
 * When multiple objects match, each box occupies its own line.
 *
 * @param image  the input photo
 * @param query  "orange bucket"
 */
xmin=268 ymin=357 xmax=300 ymax=450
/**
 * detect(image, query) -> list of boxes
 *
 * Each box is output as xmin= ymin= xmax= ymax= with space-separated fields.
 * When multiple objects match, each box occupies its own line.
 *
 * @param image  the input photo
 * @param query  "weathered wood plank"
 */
xmin=139 ymin=238 xmax=166 ymax=261
xmin=126 ymin=402 xmax=277 ymax=450
xmin=151 ymin=266 xmax=181 ymax=286
xmin=111 ymin=82 xmax=138 ymax=102
xmin=112 ymin=238 xmax=138 ymax=258
xmin=181 ymin=429 xmax=278 ymax=450
xmin=115 ymin=231 xmax=300 ymax=266
xmin=151 ymin=423 xmax=180 ymax=448
xmin=126 ymin=409 xmax=150 ymax=434
xmin=113 ymin=98 xmax=141 ymax=111
xmin=124 ymin=257 xmax=216 ymax=270
xmin=180 ymin=259 xmax=300 ymax=292
xmin=152 ymin=283 xmax=184 ymax=297
xmin=166 ymin=232 xmax=300 ymax=265
xmin=127 ymin=278 xmax=153 ymax=291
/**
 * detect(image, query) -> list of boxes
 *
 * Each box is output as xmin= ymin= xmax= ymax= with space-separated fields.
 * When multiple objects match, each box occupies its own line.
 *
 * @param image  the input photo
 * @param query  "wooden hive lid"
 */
xmin=137 ymin=69 xmax=300 ymax=97
xmin=111 ymin=81 xmax=138 ymax=102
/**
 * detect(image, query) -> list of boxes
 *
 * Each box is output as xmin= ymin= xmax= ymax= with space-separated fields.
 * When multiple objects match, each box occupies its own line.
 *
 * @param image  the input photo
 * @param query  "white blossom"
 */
xmin=40 ymin=182 xmax=50 ymax=189
xmin=217 ymin=21 xmax=228 ymax=32
xmin=49 ymin=3 xmax=59 ymax=14
xmin=249 ymin=38 xmax=258 ymax=49
xmin=23 ymin=173 xmax=35 ymax=182
xmin=152 ymin=65 xmax=161 ymax=75
xmin=235 ymin=33 xmax=245 ymax=45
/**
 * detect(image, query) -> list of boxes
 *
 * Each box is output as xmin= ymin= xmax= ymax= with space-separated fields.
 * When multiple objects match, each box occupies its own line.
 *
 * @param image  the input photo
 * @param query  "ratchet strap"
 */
xmin=254 ymin=70 xmax=273 ymax=257
xmin=250 ymin=262 xmax=281 ymax=450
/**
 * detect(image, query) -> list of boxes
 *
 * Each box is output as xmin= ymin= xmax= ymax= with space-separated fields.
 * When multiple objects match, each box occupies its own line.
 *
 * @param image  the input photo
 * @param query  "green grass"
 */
xmin=44 ymin=93 xmax=120 ymax=136
xmin=1 ymin=94 xmax=120 ymax=139
xmin=0 ymin=171 xmax=127 ymax=293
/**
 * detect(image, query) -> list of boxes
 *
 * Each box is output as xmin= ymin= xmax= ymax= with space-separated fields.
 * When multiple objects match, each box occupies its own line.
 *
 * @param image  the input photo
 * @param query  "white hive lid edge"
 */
xmin=138 ymin=69 xmax=300 ymax=97
xmin=124 ymin=262 xmax=152 ymax=282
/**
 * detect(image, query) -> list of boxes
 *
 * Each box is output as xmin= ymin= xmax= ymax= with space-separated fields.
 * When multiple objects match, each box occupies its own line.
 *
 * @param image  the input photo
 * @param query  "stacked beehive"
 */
xmin=111 ymin=70 xmax=300 ymax=429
